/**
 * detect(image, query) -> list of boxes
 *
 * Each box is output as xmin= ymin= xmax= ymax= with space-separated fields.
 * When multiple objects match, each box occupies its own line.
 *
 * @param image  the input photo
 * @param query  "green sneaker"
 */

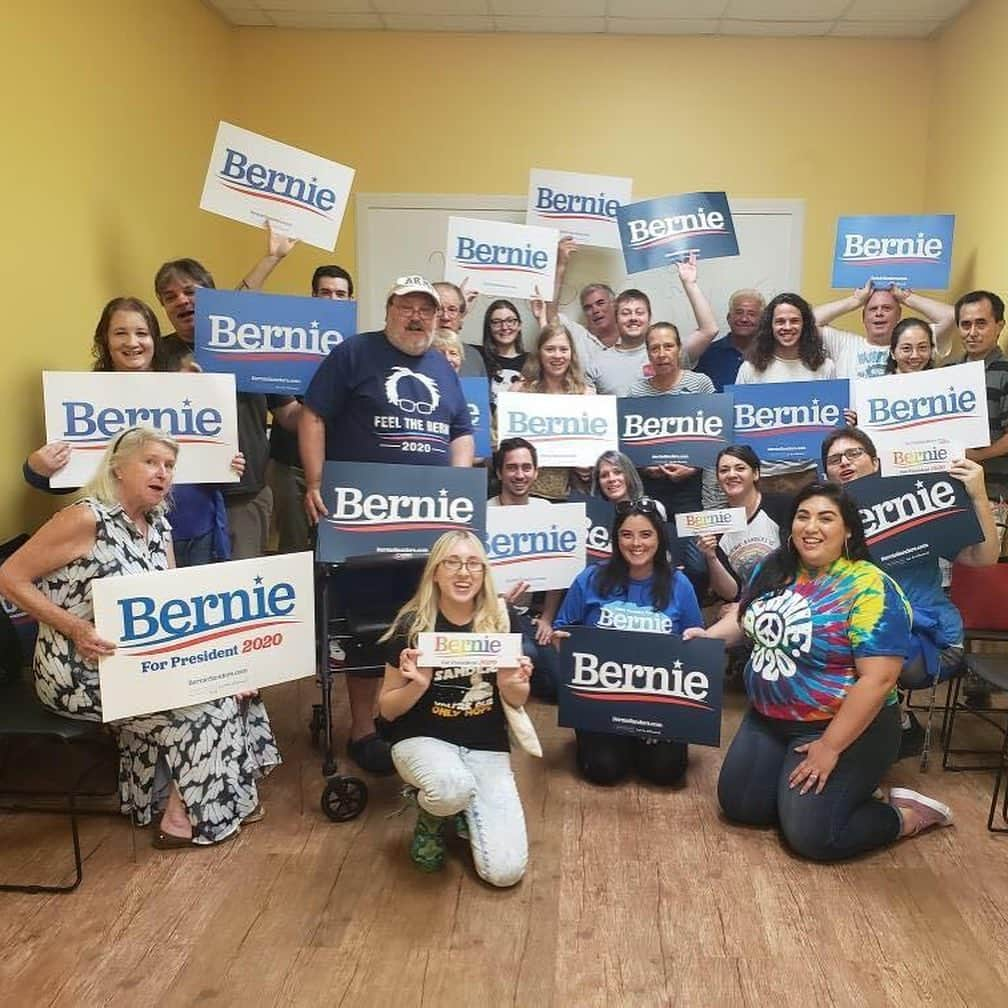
xmin=454 ymin=812 xmax=469 ymax=842
xmin=410 ymin=807 xmax=447 ymax=872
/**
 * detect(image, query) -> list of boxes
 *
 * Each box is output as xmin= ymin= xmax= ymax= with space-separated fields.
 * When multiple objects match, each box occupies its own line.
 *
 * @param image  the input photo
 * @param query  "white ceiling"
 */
xmin=206 ymin=0 xmax=971 ymax=38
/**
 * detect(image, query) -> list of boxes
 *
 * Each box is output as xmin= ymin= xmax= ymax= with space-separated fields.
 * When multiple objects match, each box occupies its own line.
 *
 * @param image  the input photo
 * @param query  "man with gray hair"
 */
xmin=433 ymin=280 xmax=487 ymax=378
xmin=687 ymin=287 xmax=765 ymax=392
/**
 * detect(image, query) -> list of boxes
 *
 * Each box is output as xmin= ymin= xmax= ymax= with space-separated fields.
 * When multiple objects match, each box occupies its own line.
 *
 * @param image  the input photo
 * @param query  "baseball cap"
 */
xmin=387 ymin=275 xmax=441 ymax=306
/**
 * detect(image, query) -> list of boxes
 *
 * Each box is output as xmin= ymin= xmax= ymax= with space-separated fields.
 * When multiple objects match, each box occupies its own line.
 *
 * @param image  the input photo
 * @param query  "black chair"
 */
xmin=0 ymin=605 xmax=118 ymax=892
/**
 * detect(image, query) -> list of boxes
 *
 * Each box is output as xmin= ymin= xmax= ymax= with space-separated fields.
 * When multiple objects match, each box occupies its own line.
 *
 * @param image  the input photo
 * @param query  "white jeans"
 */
xmin=391 ymin=737 xmax=528 ymax=888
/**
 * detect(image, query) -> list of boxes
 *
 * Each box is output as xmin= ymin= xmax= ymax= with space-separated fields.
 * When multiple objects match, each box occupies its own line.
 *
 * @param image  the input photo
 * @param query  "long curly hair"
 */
xmin=380 ymin=531 xmax=508 ymax=647
xmin=749 ymin=292 xmax=826 ymax=372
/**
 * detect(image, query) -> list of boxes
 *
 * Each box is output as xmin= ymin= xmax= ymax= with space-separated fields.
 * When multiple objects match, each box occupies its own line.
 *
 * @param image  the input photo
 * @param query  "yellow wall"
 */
xmin=2 ymin=11 xmax=988 ymax=537
xmin=929 ymin=0 xmax=1008 ymax=294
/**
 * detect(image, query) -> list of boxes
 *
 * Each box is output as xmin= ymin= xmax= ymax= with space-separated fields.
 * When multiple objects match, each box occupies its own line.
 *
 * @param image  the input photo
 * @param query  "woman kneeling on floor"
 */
xmin=0 ymin=426 xmax=279 ymax=848
xmin=551 ymin=497 xmax=703 ymax=787
xmin=378 ymin=531 xmax=533 ymax=885
xmin=686 ymin=482 xmax=953 ymax=861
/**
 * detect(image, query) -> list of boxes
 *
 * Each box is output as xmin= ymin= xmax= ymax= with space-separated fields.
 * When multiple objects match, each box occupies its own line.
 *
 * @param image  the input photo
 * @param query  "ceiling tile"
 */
xmin=381 ymin=14 xmax=495 ymax=30
xmin=251 ymin=0 xmax=374 ymax=11
xmin=494 ymin=15 xmax=605 ymax=32
xmin=374 ymin=0 xmax=491 ymax=13
xmin=845 ymin=0 xmax=967 ymax=18
xmin=489 ymin=0 xmax=605 ymax=14
xmin=720 ymin=18 xmax=829 ymax=36
xmin=723 ymin=0 xmax=847 ymax=17
xmin=606 ymin=18 xmax=720 ymax=35
xmin=831 ymin=19 xmax=945 ymax=38
xmin=264 ymin=10 xmax=385 ymax=28
xmin=606 ymin=0 xmax=727 ymax=17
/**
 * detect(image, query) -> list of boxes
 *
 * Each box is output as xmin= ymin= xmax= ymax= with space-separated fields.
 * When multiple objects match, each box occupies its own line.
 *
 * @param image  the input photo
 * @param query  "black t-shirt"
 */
xmin=379 ymin=609 xmax=521 ymax=752
xmin=478 ymin=347 xmax=527 ymax=405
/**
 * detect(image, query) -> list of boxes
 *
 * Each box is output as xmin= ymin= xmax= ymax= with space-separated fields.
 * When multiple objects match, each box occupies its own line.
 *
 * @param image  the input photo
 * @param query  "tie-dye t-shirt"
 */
xmin=741 ymin=557 xmax=911 ymax=721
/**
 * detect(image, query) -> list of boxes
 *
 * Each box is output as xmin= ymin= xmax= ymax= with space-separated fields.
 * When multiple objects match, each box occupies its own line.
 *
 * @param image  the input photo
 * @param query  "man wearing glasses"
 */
xmin=299 ymin=276 xmax=475 ymax=773
xmin=433 ymin=281 xmax=487 ymax=379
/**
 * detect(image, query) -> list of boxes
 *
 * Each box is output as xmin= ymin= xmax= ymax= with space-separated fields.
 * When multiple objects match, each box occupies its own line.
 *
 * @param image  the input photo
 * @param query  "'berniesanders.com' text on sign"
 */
xmin=199 ymin=121 xmax=354 ymax=251
xmin=496 ymin=390 xmax=618 ymax=466
xmin=194 ymin=289 xmax=356 ymax=395
xmin=315 ymin=461 xmax=487 ymax=563
xmin=616 ymin=191 xmax=739 ymax=275
xmin=617 ymin=392 xmax=734 ymax=468
xmin=726 ymin=379 xmax=849 ymax=464
xmin=42 ymin=371 xmax=240 ymax=488
xmin=832 ymin=214 xmax=955 ymax=291
xmin=841 ymin=471 xmax=982 ymax=570
xmin=444 ymin=216 xmax=558 ymax=301
xmin=93 ymin=552 xmax=315 ymax=721
xmin=558 ymin=626 xmax=724 ymax=745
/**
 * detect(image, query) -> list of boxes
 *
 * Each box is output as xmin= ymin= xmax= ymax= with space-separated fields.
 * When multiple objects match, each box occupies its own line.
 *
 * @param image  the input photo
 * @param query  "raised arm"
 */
xmin=951 ymin=458 xmax=1001 ymax=566
xmin=677 ymin=253 xmax=720 ymax=364
xmin=544 ymin=237 xmax=577 ymax=324
xmin=894 ymin=287 xmax=956 ymax=360
xmin=237 ymin=221 xmax=297 ymax=292
xmin=813 ymin=281 xmax=872 ymax=328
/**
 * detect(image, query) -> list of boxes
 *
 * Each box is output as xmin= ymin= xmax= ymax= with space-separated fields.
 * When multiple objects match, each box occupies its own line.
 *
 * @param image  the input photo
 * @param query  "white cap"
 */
xmin=387 ymin=275 xmax=440 ymax=306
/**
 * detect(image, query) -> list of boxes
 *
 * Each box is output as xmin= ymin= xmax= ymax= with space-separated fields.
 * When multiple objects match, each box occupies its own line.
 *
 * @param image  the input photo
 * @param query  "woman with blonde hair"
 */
xmin=516 ymin=322 xmax=595 ymax=500
xmin=0 ymin=426 xmax=280 ymax=848
xmin=378 ymin=531 xmax=533 ymax=884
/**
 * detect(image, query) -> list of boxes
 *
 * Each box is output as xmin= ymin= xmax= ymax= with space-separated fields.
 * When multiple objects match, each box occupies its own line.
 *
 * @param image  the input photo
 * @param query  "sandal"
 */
xmin=242 ymin=803 xmax=266 ymax=825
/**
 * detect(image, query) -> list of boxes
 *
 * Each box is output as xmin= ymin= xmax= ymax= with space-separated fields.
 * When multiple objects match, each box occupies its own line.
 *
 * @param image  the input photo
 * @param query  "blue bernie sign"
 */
xmin=832 ymin=215 xmax=955 ymax=291
xmin=194 ymin=288 xmax=356 ymax=395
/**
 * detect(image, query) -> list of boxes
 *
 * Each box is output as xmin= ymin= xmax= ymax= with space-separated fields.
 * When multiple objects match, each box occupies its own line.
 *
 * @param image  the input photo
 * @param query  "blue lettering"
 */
xmin=217 ymin=147 xmax=336 ymax=214
xmin=60 ymin=401 xmax=223 ymax=440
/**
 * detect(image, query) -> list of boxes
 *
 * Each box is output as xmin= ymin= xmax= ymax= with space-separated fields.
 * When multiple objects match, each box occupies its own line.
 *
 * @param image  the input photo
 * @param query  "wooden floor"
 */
xmin=1 ymin=680 xmax=1007 ymax=1008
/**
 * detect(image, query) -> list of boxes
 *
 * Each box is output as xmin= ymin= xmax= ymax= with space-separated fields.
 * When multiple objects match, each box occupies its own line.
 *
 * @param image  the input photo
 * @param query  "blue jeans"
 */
xmin=717 ymin=704 xmax=902 ymax=861
xmin=518 ymin=612 xmax=558 ymax=701
xmin=173 ymin=529 xmax=215 ymax=568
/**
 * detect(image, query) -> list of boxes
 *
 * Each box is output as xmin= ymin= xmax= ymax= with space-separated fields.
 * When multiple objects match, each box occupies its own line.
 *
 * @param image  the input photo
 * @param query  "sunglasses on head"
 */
xmin=615 ymin=497 xmax=661 ymax=517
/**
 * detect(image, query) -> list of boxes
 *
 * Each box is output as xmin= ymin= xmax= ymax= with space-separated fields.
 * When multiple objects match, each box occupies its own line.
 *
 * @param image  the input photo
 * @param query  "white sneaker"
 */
xmin=889 ymin=787 xmax=954 ymax=836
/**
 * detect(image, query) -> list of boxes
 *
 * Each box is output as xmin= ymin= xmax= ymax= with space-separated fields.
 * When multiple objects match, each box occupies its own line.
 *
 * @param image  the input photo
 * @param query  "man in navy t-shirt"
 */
xmin=299 ymin=274 xmax=474 ymax=773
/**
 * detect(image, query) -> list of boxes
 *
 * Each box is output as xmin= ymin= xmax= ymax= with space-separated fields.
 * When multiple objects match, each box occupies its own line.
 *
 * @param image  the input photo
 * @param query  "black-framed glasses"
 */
xmin=615 ymin=497 xmax=660 ymax=517
xmin=825 ymin=446 xmax=867 ymax=467
xmin=440 ymin=557 xmax=485 ymax=575
xmin=490 ymin=317 xmax=521 ymax=328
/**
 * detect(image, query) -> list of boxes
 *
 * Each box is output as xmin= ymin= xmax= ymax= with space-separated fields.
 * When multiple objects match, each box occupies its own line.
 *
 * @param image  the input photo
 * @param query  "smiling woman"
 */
xmin=688 ymin=482 xmax=954 ymax=861
xmin=0 ymin=427 xmax=280 ymax=848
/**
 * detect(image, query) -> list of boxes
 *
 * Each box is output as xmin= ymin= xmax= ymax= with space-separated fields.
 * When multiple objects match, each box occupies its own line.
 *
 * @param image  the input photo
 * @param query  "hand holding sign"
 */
xmin=398 ymin=648 xmax=432 ymax=689
xmin=265 ymin=218 xmax=297 ymax=261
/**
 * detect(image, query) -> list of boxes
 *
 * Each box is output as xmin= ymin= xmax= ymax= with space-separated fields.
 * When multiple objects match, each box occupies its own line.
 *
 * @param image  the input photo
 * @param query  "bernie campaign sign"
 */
xmin=461 ymin=377 xmax=492 ymax=458
xmin=194 ymin=289 xmax=356 ymax=395
xmin=526 ymin=168 xmax=632 ymax=249
xmin=316 ymin=461 xmax=487 ymax=563
xmin=568 ymin=493 xmax=615 ymax=564
xmin=485 ymin=502 xmax=586 ymax=593
xmin=842 ymin=471 xmax=982 ymax=569
xmin=92 ymin=552 xmax=315 ymax=721
xmin=558 ymin=626 xmax=725 ymax=745
xmin=832 ymin=214 xmax=955 ymax=291
xmin=726 ymin=379 xmax=849 ymax=464
xmin=617 ymin=392 xmax=734 ymax=468
xmin=616 ymin=191 xmax=739 ymax=275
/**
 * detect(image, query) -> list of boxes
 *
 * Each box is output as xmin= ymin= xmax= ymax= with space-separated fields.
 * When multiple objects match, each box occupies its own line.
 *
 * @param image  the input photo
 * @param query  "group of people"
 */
xmin=0 ymin=229 xmax=1003 ymax=887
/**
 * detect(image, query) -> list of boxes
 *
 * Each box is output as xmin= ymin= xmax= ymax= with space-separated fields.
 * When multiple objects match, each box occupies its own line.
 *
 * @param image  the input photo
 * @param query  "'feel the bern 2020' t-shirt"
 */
xmin=741 ymin=556 xmax=911 ymax=722
xmin=304 ymin=331 xmax=472 ymax=465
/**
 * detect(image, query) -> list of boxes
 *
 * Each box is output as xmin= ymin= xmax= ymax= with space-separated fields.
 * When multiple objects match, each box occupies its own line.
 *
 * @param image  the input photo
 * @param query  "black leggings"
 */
xmin=717 ymin=704 xmax=902 ymax=862
xmin=575 ymin=731 xmax=688 ymax=786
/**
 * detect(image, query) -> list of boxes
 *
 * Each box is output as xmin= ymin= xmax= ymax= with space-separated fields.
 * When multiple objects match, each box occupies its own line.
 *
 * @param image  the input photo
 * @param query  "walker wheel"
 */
xmin=320 ymin=776 xmax=368 ymax=822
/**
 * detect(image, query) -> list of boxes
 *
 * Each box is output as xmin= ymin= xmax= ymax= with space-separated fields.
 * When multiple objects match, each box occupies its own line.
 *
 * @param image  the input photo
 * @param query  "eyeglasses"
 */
xmin=490 ymin=317 xmax=521 ymax=329
xmin=825 ymin=446 xmax=868 ymax=467
xmin=395 ymin=302 xmax=436 ymax=320
xmin=615 ymin=497 xmax=661 ymax=517
xmin=440 ymin=304 xmax=462 ymax=317
xmin=396 ymin=398 xmax=435 ymax=416
xmin=440 ymin=557 xmax=485 ymax=575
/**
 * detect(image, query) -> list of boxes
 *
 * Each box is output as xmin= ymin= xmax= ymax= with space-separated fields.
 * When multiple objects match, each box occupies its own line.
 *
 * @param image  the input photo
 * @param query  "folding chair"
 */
xmin=940 ymin=562 xmax=1008 ymax=832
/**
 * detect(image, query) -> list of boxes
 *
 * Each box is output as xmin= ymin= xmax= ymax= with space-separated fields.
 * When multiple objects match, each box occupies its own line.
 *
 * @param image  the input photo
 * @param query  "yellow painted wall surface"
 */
xmin=0 ymin=13 xmax=975 ymax=538
xmin=230 ymin=30 xmax=936 ymax=310
xmin=0 ymin=2 xmax=250 ymax=535
xmin=929 ymin=0 xmax=1008 ymax=295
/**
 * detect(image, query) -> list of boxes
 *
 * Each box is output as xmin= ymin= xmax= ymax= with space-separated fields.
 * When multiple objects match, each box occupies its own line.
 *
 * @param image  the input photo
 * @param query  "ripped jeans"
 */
xmin=391 ymin=736 xmax=528 ymax=887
